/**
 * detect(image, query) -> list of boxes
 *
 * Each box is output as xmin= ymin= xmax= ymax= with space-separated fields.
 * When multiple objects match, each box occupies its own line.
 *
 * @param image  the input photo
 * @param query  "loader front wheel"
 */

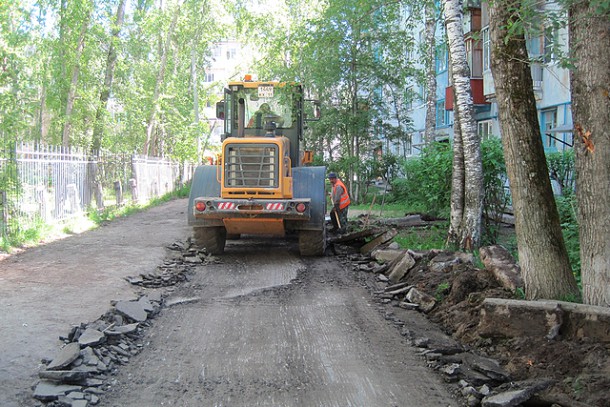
xmin=194 ymin=226 xmax=227 ymax=255
xmin=298 ymin=228 xmax=326 ymax=256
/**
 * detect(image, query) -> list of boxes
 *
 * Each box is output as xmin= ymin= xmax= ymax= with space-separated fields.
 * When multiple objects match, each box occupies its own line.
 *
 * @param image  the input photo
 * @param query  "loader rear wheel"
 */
xmin=194 ymin=226 xmax=227 ymax=255
xmin=298 ymin=229 xmax=326 ymax=256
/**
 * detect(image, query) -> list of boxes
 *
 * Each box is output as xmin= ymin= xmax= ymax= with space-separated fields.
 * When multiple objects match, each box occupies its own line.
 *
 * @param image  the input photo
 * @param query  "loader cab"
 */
xmin=216 ymin=80 xmax=319 ymax=168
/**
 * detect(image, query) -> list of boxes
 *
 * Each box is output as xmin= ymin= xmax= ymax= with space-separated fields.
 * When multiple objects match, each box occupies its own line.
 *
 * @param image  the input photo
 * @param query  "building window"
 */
xmin=436 ymin=43 xmax=448 ymax=73
xmin=466 ymin=38 xmax=483 ymax=77
xmin=226 ymin=48 xmax=236 ymax=60
xmin=478 ymin=120 xmax=493 ymax=140
xmin=541 ymin=109 xmax=557 ymax=149
xmin=404 ymin=134 xmax=413 ymax=156
xmin=213 ymin=46 xmax=222 ymax=59
xmin=405 ymin=86 xmax=414 ymax=110
xmin=205 ymin=73 xmax=215 ymax=82
xmin=436 ymin=100 xmax=446 ymax=127
xmin=482 ymin=27 xmax=491 ymax=71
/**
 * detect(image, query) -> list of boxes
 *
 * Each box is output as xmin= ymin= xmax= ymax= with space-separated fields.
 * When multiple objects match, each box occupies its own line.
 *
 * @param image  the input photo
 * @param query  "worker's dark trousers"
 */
xmin=331 ymin=206 xmax=348 ymax=233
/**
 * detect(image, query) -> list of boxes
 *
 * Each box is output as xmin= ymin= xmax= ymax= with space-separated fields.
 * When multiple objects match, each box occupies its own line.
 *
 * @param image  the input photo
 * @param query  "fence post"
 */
xmin=129 ymin=178 xmax=138 ymax=203
xmin=114 ymin=180 xmax=123 ymax=207
xmin=0 ymin=190 xmax=6 ymax=238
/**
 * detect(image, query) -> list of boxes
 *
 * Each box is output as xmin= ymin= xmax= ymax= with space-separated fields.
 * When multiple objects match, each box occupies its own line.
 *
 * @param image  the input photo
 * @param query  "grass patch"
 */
xmin=393 ymin=222 xmax=448 ymax=251
xmin=350 ymin=202 xmax=423 ymax=218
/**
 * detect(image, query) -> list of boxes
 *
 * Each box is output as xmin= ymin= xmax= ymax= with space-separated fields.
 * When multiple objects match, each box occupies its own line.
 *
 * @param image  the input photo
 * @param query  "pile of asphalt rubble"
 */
xmin=31 ymin=239 xmax=218 ymax=407
xmin=334 ymin=233 xmax=556 ymax=407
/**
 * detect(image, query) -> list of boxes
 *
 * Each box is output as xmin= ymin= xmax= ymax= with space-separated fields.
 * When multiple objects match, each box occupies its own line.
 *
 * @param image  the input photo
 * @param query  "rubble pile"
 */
xmin=33 ymin=295 xmax=160 ymax=407
xmin=125 ymin=239 xmax=220 ymax=288
xmin=330 ymin=225 xmax=595 ymax=407
xmin=31 ymin=240 xmax=209 ymax=407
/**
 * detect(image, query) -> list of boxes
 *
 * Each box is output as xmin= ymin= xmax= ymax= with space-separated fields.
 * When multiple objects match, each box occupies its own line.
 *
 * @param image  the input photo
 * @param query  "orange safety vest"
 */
xmin=332 ymin=179 xmax=351 ymax=210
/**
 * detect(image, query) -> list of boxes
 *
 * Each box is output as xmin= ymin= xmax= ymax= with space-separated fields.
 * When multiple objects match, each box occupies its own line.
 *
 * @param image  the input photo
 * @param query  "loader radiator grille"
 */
xmin=224 ymin=143 xmax=279 ymax=188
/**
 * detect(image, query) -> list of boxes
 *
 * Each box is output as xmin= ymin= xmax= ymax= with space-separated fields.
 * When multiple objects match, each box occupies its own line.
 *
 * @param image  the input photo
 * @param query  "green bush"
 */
xmin=481 ymin=138 xmax=509 ymax=245
xmin=392 ymin=142 xmax=453 ymax=218
xmin=392 ymin=138 xmax=508 ymax=224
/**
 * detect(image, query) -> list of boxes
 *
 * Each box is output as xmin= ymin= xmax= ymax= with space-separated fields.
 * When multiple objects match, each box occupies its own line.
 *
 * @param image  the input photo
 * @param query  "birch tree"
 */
xmin=569 ymin=0 xmax=610 ymax=306
xmin=423 ymin=0 xmax=438 ymax=145
xmin=489 ymin=0 xmax=579 ymax=300
xmin=443 ymin=0 xmax=484 ymax=250
xmin=61 ymin=1 xmax=92 ymax=147
xmin=143 ymin=4 xmax=181 ymax=156
xmin=92 ymin=0 xmax=126 ymax=152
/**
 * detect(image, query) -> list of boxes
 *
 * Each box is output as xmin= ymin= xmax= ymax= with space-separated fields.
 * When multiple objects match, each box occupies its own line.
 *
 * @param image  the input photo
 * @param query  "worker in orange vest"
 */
xmin=328 ymin=172 xmax=350 ymax=234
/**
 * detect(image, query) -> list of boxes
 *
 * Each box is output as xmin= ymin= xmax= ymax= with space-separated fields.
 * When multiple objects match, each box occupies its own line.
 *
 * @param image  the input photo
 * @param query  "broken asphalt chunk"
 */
xmin=360 ymin=229 xmax=398 ymax=254
xmin=115 ymin=300 xmax=148 ymax=322
xmin=78 ymin=328 xmax=105 ymax=347
xmin=38 ymin=370 xmax=89 ymax=383
xmin=104 ymin=322 xmax=139 ymax=336
xmin=33 ymin=381 xmax=82 ymax=401
xmin=46 ymin=342 xmax=81 ymax=370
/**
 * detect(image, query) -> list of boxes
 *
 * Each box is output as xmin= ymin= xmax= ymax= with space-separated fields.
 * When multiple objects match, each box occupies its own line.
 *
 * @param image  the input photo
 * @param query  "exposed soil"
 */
xmin=344 ymin=213 xmax=610 ymax=407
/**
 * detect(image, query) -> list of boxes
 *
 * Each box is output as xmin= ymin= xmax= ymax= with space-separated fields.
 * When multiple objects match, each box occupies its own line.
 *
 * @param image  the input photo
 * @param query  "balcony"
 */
xmin=445 ymin=79 xmax=488 ymax=110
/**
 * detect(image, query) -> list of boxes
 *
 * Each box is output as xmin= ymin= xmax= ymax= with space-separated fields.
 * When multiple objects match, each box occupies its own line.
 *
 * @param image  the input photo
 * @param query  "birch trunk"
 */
xmin=143 ymin=5 xmax=181 ymax=156
xmin=62 ymin=9 xmax=91 ymax=147
xmin=448 ymin=94 xmax=464 ymax=244
xmin=444 ymin=0 xmax=483 ymax=250
xmin=489 ymin=0 xmax=579 ymax=300
xmin=92 ymin=0 xmax=126 ymax=153
xmin=424 ymin=1 xmax=437 ymax=144
xmin=569 ymin=2 xmax=610 ymax=306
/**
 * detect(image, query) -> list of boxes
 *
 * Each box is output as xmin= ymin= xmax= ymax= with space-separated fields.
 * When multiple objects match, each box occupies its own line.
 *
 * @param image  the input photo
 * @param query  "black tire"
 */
xmin=194 ymin=227 xmax=227 ymax=255
xmin=298 ymin=228 xmax=326 ymax=256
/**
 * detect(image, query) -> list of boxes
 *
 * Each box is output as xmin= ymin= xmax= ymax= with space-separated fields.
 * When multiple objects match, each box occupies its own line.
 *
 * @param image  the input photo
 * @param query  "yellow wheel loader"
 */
xmin=187 ymin=77 xmax=326 ymax=256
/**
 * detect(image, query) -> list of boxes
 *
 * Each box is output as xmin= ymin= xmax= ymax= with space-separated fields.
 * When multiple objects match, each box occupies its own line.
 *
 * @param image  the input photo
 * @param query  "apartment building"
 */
xmin=400 ymin=0 xmax=573 ymax=157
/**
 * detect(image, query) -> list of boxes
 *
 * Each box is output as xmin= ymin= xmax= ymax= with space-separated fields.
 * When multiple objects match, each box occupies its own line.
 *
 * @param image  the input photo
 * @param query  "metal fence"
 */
xmin=0 ymin=142 xmax=195 ymax=238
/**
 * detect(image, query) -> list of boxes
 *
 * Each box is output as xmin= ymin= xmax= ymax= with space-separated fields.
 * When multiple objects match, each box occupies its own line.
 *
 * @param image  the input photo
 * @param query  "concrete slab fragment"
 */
xmin=387 ymin=253 xmax=416 ymax=283
xmin=480 ymin=298 xmax=610 ymax=342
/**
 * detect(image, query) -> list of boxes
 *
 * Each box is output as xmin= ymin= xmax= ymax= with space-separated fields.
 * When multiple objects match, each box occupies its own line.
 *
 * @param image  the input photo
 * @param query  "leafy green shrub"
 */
xmin=392 ymin=142 xmax=453 ymax=218
xmin=481 ymin=137 xmax=509 ymax=245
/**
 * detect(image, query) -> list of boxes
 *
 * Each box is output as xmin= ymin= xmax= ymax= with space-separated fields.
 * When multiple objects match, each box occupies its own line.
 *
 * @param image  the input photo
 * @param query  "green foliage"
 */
xmin=480 ymin=137 xmax=509 ymax=245
xmin=556 ymin=193 xmax=581 ymax=285
xmin=392 ymin=142 xmax=453 ymax=218
xmin=0 ymin=217 xmax=52 ymax=252
xmin=547 ymin=149 xmax=575 ymax=194
xmin=435 ymin=281 xmax=451 ymax=301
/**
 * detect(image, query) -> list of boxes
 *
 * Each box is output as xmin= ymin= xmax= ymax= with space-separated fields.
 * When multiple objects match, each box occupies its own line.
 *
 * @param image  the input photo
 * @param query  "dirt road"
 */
xmin=0 ymin=199 xmax=458 ymax=406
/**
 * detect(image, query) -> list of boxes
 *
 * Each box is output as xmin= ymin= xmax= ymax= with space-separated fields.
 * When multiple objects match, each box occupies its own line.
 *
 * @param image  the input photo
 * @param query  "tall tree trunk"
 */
xmin=424 ymin=0 xmax=437 ymax=144
xmin=143 ymin=5 xmax=181 ymax=156
xmin=92 ymin=0 xmax=126 ymax=153
xmin=62 ymin=9 xmax=91 ymax=147
xmin=569 ymin=2 xmax=610 ymax=306
xmin=448 ymin=92 xmax=465 ymax=244
xmin=489 ymin=0 xmax=579 ymax=300
xmin=444 ymin=0 xmax=483 ymax=250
